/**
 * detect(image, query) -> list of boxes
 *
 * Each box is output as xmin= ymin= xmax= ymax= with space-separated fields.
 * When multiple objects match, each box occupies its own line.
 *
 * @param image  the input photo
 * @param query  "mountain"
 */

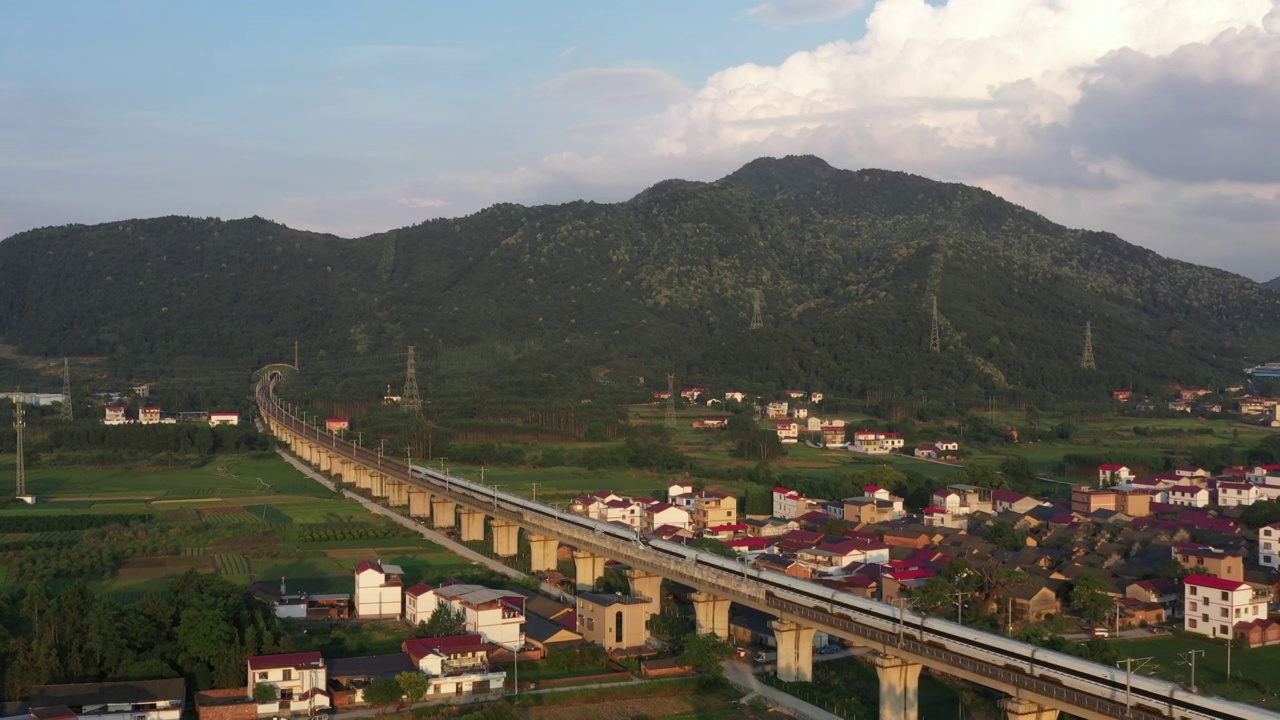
xmin=1263 ymin=276 xmax=1280 ymax=292
xmin=2 ymin=156 xmax=1278 ymax=402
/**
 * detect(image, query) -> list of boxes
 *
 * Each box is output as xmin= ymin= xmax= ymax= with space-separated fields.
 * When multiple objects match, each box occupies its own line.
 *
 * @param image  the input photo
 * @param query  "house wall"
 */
xmin=1261 ymin=526 xmax=1280 ymax=569
xmin=576 ymin=599 xmax=647 ymax=652
xmin=1184 ymin=585 xmax=1267 ymax=638
xmin=468 ymin=605 xmax=523 ymax=646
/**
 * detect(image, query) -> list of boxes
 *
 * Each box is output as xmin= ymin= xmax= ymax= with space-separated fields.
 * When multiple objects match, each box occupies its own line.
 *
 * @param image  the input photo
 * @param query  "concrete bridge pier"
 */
xmin=872 ymin=652 xmax=922 ymax=720
xmin=335 ymin=458 xmax=351 ymax=483
xmin=492 ymin=520 xmax=520 ymax=557
xmin=317 ymin=449 xmax=333 ymax=474
xmin=460 ymin=508 xmax=486 ymax=542
xmin=431 ymin=499 xmax=456 ymax=528
xmin=408 ymin=489 xmax=430 ymax=518
xmin=369 ymin=471 xmax=386 ymax=498
xmin=690 ymin=591 xmax=731 ymax=638
xmin=573 ymin=549 xmax=606 ymax=591
xmin=624 ymin=568 xmax=663 ymax=627
xmin=999 ymin=698 xmax=1059 ymax=720
xmin=386 ymin=479 xmax=408 ymax=507
xmin=771 ymin=619 xmax=816 ymax=683
xmin=350 ymin=464 xmax=369 ymax=490
xmin=529 ymin=535 xmax=559 ymax=573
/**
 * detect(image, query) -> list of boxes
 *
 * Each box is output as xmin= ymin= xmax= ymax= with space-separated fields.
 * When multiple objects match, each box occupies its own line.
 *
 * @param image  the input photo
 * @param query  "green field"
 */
xmin=1112 ymin=635 xmax=1280 ymax=708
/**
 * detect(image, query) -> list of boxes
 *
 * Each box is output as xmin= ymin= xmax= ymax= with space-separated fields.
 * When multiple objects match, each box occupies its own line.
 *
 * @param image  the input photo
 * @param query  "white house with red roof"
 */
xmin=208 ymin=411 xmax=240 ymax=427
xmin=354 ymin=560 xmax=404 ymax=619
xmin=681 ymin=386 xmax=710 ymax=402
xmin=247 ymin=652 xmax=330 ymax=714
xmin=1183 ymin=575 xmax=1269 ymax=638
xmin=774 ymin=420 xmax=800 ymax=443
xmin=772 ymin=487 xmax=804 ymax=519
xmin=765 ymin=400 xmax=790 ymax=419
xmin=724 ymin=390 xmax=748 ymax=403
xmin=103 ymin=406 xmax=128 ymax=425
xmin=1176 ymin=466 xmax=1210 ymax=479
xmin=1261 ymin=522 xmax=1280 ymax=570
xmin=1097 ymin=464 xmax=1134 ymax=485
xmin=324 ymin=417 xmax=349 ymax=433
xmin=1216 ymin=481 xmax=1260 ymax=508
xmin=403 ymin=582 xmax=438 ymax=625
xmin=401 ymin=635 xmax=507 ymax=697
xmin=139 ymin=405 xmax=162 ymax=425
xmin=666 ymin=482 xmax=693 ymax=502
xmin=644 ymin=502 xmax=691 ymax=532
xmin=851 ymin=430 xmax=904 ymax=454
xmin=598 ymin=498 xmax=644 ymax=529
xmin=431 ymin=584 xmax=527 ymax=646
xmin=1168 ymin=485 xmax=1209 ymax=508
xmin=809 ymin=391 xmax=824 ymax=404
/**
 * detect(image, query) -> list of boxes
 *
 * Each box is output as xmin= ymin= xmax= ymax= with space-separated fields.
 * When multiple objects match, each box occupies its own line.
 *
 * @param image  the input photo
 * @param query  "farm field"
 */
xmin=0 ymin=452 xmax=475 ymax=597
xmin=1112 ymin=634 xmax=1280 ymax=708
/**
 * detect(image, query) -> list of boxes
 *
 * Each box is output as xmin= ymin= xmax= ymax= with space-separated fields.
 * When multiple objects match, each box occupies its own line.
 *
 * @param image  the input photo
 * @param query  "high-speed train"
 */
xmin=258 ymin=378 xmax=1274 ymax=720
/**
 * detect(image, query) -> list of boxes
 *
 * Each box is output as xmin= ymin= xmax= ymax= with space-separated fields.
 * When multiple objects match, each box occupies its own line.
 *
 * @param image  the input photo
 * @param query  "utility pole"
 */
xmin=402 ymin=345 xmax=423 ymax=414
xmin=929 ymin=296 xmax=940 ymax=353
xmin=377 ymin=438 xmax=385 ymax=466
xmin=294 ymin=340 xmax=299 ymax=371
xmin=1115 ymin=657 xmax=1153 ymax=716
xmin=530 ymin=482 xmax=539 ymax=503
xmin=13 ymin=398 xmax=26 ymax=498
xmin=749 ymin=289 xmax=764 ymax=331
xmin=1081 ymin=320 xmax=1097 ymax=370
xmin=952 ymin=590 xmax=971 ymax=624
xmin=665 ymin=373 xmax=676 ymax=428
xmin=61 ymin=358 xmax=73 ymax=421
xmin=1177 ymin=649 xmax=1203 ymax=692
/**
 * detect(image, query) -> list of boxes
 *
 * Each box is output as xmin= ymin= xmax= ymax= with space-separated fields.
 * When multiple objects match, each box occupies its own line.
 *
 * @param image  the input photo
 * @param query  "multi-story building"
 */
xmin=353 ymin=561 xmax=404 ymax=618
xmin=682 ymin=491 xmax=738 ymax=532
xmin=774 ymin=421 xmax=800 ymax=443
xmin=103 ymin=406 xmax=128 ymax=425
xmin=430 ymin=584 xmax=527 ymax=646
xmin=139 ymin=406 xmax=162 ymax=425
xmin=1173 ymin=544 xmax=1245 ymax=582
xmin=821 ymin=425 xmax=846 ymax=447
xmin=772 ymin=486 xmax=804 ymax=519
xmin=1168 ymin=485 xmax=1210 ymax=508
xmin=1183 ymin=575 xmax=1269 ymax=639
xmin=576 ymin=592 xmax=649 ymax=652
xmin=843 ymin=486 xmax=905 ymax=524
xmin=1071 ymin=486 xmax=1117 ymax=515
xmin=404 ymin=583 xmax=438 ymax=626
xmin=11 ymin=680 xmax=186 ymax=720
xmin=247 ymin=652 xmax=330 ymax=716
xmin=402 ymin=635 xmax=506 ymax=698
xmin=1216 ymin=481 xmax=1260 ymax=507
xmin=930 ymin=484 xmax=993 ymax=516
xmin=1097 ymin=464 xmax=1134 ymax=485
xmin=850 ymin=430 xmax=904 ymax=454
xmin=1259 ymin=522 xmax=1280 ymax=570
xmin=765 ymin=401 xmax=790 ymax=419
xmin=644 ymin=502 xmax=691 ymax=531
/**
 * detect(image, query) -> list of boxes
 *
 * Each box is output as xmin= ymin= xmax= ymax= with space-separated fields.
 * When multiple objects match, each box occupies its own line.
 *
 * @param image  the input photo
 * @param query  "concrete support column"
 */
xmin=317 ymin=449 xmax=332 ymax=474
xmin=771 ymin=620 xmax=816 ymax=683
xmin=624 ymin=568 xmax=663 ymax=627
xmin=460 ymin=509 xmax=486 ymax=542
xmin=350 ymin=465 xmax=369 ymax=490
xmin=408 ymin=489 xmax=430 ymax=519
xmin=492 ymin=520 xmax=520 ymax=557
xmin=431 ymin=499 xmax=456 ymax=528
xmin=334 ymin=458 xmax=351 ymax=483
xmin=386 ymin=479 xmax=408 ymax=507
xmin=690 ymin=592 xmax=731 ymax=638
xmin=300 ymin=442 xmax=314 ymax=464
xmin=999 ymin=699 xmax=1059 ymax=720
xmin=529 ymin=535 xmax=559 ymax=573
xmin=369 ymin=472 xmax=386 ymax=498
xmin=872 ymin=652 xmax=922 ymax=720
xmin=572 ymin=549 xmax=606 ymax=590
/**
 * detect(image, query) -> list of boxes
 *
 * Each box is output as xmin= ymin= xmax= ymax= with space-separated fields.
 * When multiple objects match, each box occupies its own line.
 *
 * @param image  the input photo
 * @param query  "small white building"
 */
xmin=850 ymin=430 xmax=904 ymax=454
xmin=139 ymin=406 xmax=162 ymax=425
xmin=666 ymin=482 xmax=694 ymax=503
xmin=209 ymin=411 xmax=240 ymax=427
xmin=1098 ymin=464 xmax=1134 ymax=485
xmin=354 ymin=561 xmax=404 ymax=619
xmin=402 ymin=635 xmax=507 ymax=698
xmin=1216 ymin=482 xmax=1260 ymax=508
xmin=1183 ymin=574 xmax=1269 ymax=638
xmin=644 ymin=502 xmax=691 ymax=531
xmin=1261 ymin=522 xmax=1280 ymax=571
xmin=247 ymin=652 xmax=330 ymax=714
xmin=430 ymin=584 xmax=527 ymax=646
xmin=103 ymin=406 xmax=128 ymax=425
xmin=772 ymin=486 xmax=804 ymax=519
xmin=1168 ymin=485 xmax=1210 ymax=508
xmin=775 ymin=421 xmax=800 ymax=444
xmin=404 ymin=582 xmax=438 ymax=625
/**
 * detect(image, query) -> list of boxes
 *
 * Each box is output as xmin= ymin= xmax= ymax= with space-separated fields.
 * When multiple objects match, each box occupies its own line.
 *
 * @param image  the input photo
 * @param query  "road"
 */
xmin=276 ymin=449 xmax=570 ymax=601
xmin=722 ymin=659 xmax=843 ymax=720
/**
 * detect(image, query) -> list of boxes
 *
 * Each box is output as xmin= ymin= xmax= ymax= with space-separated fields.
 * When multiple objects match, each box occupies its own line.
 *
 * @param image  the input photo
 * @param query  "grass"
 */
xmin=1112 ymin=634 xmax=1280 ymax=708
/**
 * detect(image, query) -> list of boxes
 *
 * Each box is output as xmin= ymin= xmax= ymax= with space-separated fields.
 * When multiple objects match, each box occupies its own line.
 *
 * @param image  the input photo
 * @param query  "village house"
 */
xmin=1174 ymin=544 xmax=1245 ymax=581
xmin=1176 ymin=466 xmax=1210 ymax=479
xmin=1071 ymin=486 xmax=1117 ymax=515
xmin=247 ymin=652 xmax=330 ymax=716
xmin=1234 ymin=619 xmax=1280 ymax=648
xmin=1261 ymin=522 xmax=1280 ymax=570
xmin=850 ymin=430 xmax=905 ymax=454
xmin=103 ymin=406 xmax=128 ymax=425
xmin=1126 ymin=578 xmax=1180 ymax=619
xmin=666 ymin=482 xmax=693 ymax=502
xmin=429 ymin=584 xmax=527 ymax=646
xmin=754 ymin=553 xmax=812 ymax=579
xmin=403 ymin=583 xmax=438 ymax=626
xmin=786 ymin=390 xmax=807 ymax=400
xmin=772 ymin=486 xmax=806 ymax=519
xmin=742 ymin=517 xmax=796 ymax=538
xmin=1098 ymin=464 xmax=1134 ymax=485
xmin=765 ymin=401 xmax=790 ymax=419
xmin=774 ymin=420 xmax=800 ymax=444
xmin=139 ymin=406 xmax=163 ymax=425
xmin=5 ymin=680 xmax=186 ymax=720
xmin=209 ymin=411 xmax=240 ymax=427
xmin=913 ymin=445 xmax=940 ymax=459
xmin=922 ymin=507 xmax=966 ymax=529
xmin=1167 ymin=485 xmax=1210 ymax=508
xmin=809 ymin=392 xmax=824 ymax=404
xmin=353 ymin=561 xmax=404 ymax=619
xmin=324 ymin=418 xmax=349 ymax=433
xmin=680 ymin=386 xmax=710 ymax=402
xmin=644 ymin=502 xmax=692 ymax=532
xmin=576 ymin=592 xmax=649 ymax=654
xmin=402 ymin=635 xmax=507 ymax=698
xmin=821 ymin=424 xmax=846 ymax=447
xmin=1239 ymin=397 xmax=1278 ymax=415
xmin=1184 ymin=575 xmax=1269 ymax=639
xmin=843 ymin=485 xmax=905 ymax=524
xmin=1112 ymin=390 xmax=1133 ymax=402
xmin=1117 ymin=597 xmax=1167 ymax=628
xmin=680 ymin=491 xmax=737 ymax=532
xmin=724 ymin=390 xmax=748 ymax=403
xmin=1216 ymin=481 xmax=1260 ymax=507
xmin=652 ymin=390 xmax=671 ymax=401
xmin=992 ymin=490 xmax=1043 ymax=515
xmin=1005 ymin=581 xmax=1062 ymax=623
xmin=931 ymin=484 xmax=993 ymax=515
xmin=692 ymin=418 xmax=728 ymax=429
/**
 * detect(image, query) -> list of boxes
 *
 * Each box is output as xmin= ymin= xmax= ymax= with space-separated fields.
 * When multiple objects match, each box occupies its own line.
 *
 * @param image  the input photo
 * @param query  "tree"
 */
xmin=415 ymin=600 xmax=468 ymax=638
xmin=1070 ymin=572 xmax=1113 ymax=624
xmin=998 ymin=455 xmax=1037 ymax=490
xmin=822 ymin=517 xmax=849 ymax=536
xmin=396 ymin=671 xmax=428 ymax=704
xmin=1240 ymin=499 xmax=1280 ymax=530
xmin=363 ymin=677 xmax=403 ymax=711
xmin=253 ymin=683 xmax=278 ymax=703
xmin=678 ymin=632 xmax=733 ymax=676
xmin=175 ymin=608 xmax=237 ymax=667
xmin=988 ymin=521 xmax=1024 ymax=551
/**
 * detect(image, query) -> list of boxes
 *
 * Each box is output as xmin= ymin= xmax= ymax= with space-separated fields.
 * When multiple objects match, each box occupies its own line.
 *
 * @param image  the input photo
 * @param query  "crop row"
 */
xmin=214 ymin=553 xmax=250 ymax=575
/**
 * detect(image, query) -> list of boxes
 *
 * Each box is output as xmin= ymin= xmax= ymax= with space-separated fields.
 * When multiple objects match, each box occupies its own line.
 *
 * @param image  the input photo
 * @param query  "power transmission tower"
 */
xmin=402 ymin=345 xmax=423 ymax=414
xmin=1081 ymin=321 xmax=1097 ymax=370
xmin=749 ymin=289 xmax=764 ymax=331
xmin=929 ymin=296 xmax=941 ymax=353
xmin=666 ymin=373 xmax=676 ymax=427
xmin=14 ymin=398 xmax=26 ymax=498
xmin=294 ymin=340 xmax=300 ymax=371
xmin=60 ymin=358 xmax=73 ymax=421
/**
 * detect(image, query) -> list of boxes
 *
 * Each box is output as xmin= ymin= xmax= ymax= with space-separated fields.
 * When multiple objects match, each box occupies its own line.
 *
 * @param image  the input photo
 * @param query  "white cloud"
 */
xmin=747 ymin=0 xmax=867 ymax=28
xmin=413 ymin=0 xmax=1280 ymax=278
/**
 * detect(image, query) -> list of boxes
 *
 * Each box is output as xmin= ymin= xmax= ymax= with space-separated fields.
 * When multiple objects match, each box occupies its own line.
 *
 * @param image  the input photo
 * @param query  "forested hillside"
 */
xmin=2 ymin=156 xmax=1278 ymax=403
xmin=1264 ymin=276 xmax=1280 ymax=292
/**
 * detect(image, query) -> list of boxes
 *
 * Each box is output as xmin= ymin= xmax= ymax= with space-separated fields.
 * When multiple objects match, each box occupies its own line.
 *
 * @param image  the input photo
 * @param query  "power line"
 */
xmin=1082 ymin=320 xmax=1097 ymax=370
xmin=929 ymin=296 xmax=941 ymax=353
xmin=402 ymin=345 xmax=423 ymax=414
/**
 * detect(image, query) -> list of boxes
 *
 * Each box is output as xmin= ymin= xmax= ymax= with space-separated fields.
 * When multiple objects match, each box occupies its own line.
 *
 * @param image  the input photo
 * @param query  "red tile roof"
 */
xmin=354 ymin=560 xmax=383 ymax=574
xmin=1185 ymin=574 xmax=1248 ymax=592
xmin=405 ymin=582 xmax=435 ymax=597
xmin=248 ymin=651 xmax=323 ymax=670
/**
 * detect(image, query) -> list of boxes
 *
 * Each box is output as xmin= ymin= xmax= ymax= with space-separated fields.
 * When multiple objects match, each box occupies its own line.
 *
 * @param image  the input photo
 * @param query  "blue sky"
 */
xmin=3 ymin=0 xmax=1280 ymax=280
